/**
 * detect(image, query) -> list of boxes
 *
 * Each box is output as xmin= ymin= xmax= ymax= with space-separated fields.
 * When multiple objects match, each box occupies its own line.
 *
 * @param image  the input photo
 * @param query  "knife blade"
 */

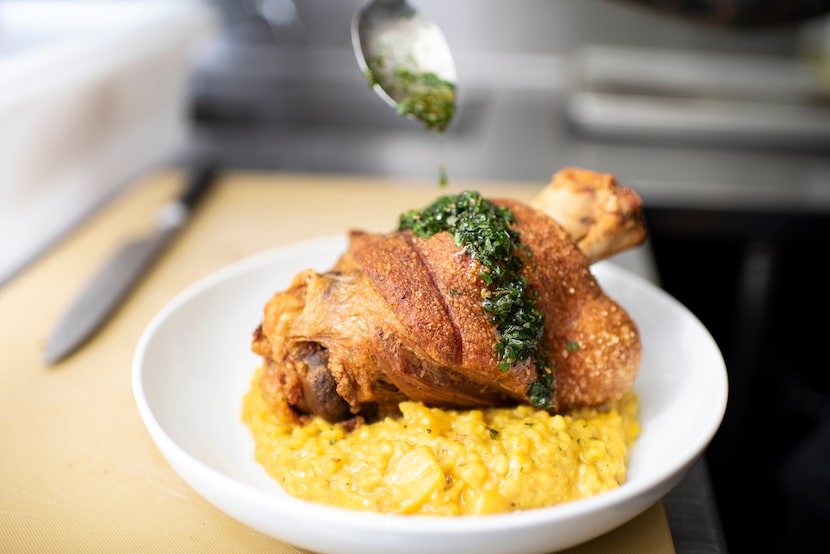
xmin=43 ymin=160 xmax=219 ymax=365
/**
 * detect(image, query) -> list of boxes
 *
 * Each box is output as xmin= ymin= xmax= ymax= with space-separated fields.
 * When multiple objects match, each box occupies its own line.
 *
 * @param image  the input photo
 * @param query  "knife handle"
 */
xmin=178 ymin=159 xmax=219 ymax=212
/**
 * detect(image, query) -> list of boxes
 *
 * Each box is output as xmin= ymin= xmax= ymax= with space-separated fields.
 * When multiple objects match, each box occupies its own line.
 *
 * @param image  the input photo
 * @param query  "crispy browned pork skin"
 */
xmin=251 ymin=167 xmax=647 ymax=424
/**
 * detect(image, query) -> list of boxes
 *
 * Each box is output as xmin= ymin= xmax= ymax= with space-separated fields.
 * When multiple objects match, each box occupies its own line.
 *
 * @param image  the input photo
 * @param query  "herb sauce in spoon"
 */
xmin=352 ymin=0 xmax=457 ymax=185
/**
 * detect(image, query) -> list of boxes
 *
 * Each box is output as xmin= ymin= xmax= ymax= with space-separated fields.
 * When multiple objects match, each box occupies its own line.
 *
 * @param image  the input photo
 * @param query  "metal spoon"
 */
xmin=351 ymin=0 xmax=457 ymax=132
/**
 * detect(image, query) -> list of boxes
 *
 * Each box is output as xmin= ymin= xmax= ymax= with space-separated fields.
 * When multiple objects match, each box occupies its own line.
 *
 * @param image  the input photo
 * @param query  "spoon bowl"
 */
xmin=351 ymin=0 xmax=457 ymax=132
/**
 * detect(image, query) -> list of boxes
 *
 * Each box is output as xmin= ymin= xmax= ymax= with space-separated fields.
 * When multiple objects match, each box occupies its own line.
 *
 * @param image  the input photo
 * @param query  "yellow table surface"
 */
xmin=0 ymin=169 xmax=675 ymax=553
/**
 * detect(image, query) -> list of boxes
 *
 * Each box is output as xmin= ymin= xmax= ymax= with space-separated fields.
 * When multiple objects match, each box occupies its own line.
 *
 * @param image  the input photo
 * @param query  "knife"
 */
xmin=43 ymin=159 xmax=219 ymax=365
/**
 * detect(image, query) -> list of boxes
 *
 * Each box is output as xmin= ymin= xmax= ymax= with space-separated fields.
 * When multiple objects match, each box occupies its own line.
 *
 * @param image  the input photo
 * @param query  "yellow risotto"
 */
xmin=242 ymin=369 xmax=639 ymax=516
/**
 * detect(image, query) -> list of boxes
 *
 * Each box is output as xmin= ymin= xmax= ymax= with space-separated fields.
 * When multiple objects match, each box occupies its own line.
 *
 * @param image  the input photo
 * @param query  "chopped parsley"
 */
xmin=398 ymin=191 xmax=554 ymax=408
xmin=365 ymin=58 xmax=456 ymax=133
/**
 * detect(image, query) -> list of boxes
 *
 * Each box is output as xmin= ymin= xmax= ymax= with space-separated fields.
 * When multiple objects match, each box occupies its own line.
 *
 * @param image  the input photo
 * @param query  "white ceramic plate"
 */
xmin=133 ymin=234 xmax=727 ymax=554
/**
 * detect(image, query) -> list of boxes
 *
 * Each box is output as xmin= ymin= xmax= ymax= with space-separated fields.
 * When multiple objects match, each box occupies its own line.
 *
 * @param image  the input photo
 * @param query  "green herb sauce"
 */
xmin=438 ymin=160 xmax=449 ymax=188
xmin=364 ymin=57 xmax=455 ymax=188
xmin=366 ymin=58 xmax=456 ymax=133
xmin=398 ymin=191 xmax=554 ymax=408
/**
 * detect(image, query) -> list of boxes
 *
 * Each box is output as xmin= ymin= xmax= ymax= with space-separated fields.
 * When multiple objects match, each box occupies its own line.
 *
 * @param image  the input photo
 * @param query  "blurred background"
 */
xmin=3 ymin=0 xmax=830 ymax=551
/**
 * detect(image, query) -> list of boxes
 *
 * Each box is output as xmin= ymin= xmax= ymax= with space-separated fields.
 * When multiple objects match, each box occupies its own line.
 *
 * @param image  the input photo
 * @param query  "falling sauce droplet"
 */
xmin=437 ymin=134 xmax=448 ymax=188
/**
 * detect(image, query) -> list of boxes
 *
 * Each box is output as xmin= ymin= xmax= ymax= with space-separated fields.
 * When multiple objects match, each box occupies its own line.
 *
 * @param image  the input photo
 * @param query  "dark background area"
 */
xmin=646 ymin=205 xmax=830 ymax=552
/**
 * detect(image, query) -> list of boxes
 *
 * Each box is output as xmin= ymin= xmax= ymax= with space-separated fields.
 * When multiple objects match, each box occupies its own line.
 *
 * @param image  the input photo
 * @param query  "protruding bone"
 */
xmin=530 ymin=167 xmax=647 ymax=263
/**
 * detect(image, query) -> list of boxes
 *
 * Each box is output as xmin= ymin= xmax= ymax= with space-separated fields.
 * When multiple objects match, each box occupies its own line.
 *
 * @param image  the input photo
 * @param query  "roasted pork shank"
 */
xmin=251 ymin=167 xmax=647 ymax=423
